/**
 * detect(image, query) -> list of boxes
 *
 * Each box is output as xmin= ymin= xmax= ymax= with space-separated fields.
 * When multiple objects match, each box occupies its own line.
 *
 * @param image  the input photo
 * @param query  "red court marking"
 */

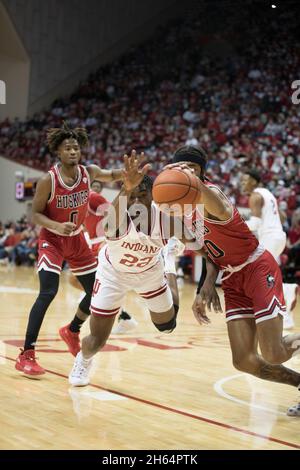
xmin=2 ymin=354 xmax=300 ymax=450
xmin=3 ymin=339 xmax=126 ymax=353
xmin=119 ymin=338 xmax=191 ymax=350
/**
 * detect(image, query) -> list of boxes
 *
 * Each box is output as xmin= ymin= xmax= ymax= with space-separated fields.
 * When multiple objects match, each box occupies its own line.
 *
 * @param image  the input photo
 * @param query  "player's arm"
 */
xmin=192 ymin=250 xmax=222 ymax=325
xmin=163 ymin=164 xmax=232 ymax=221
xmin=86 ymin=164 xmax=123 ymax=183
xmin=87 ymin=150 xmax=151 ymax=184
xmin=164 ymin=214 xmax=221 ymax=321
xmin=103 ymin=151 xmax=151 ymax=238
xmin=246 ymin=192 xmax=263 ymax=232
xmin=197 ymin=183 xmax=232 ymax=221
xmin=31 ymin=175 xmax=76 ymax=236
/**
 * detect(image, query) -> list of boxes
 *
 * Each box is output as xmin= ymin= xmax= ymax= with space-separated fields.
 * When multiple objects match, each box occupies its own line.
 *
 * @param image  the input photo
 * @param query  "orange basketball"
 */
xmin=152 ymin=168 xmax=201 ymax=211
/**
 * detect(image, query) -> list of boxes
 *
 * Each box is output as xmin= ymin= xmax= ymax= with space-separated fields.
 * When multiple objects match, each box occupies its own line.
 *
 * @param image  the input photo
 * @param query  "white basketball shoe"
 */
xmin=69 ymin=351 xmax=93 ymax=386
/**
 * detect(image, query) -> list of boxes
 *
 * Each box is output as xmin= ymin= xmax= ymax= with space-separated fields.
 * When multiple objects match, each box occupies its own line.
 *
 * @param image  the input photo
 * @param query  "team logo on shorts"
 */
xmin=266 ymin=274 xmax=275 ymax=287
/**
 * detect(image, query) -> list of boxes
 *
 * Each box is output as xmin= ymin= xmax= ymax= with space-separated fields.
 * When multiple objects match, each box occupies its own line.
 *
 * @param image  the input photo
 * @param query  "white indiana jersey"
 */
xmin=254 ymin=188 xmax=284 ymax=238
xmin=104 ymin=203 xmax=168 ymax=273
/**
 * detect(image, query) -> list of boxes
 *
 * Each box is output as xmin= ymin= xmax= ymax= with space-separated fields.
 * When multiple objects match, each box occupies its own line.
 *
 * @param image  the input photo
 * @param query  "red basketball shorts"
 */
xmin=37 ymin=228 xmax=98 ymax=276
xmin=223 ymin=250 xmax=286 ymax=324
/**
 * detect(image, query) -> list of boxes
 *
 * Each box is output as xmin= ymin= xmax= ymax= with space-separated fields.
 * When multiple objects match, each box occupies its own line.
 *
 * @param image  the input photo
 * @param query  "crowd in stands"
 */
xmin=0 ymin=217 xmax=38 ymax=266
xmin=0 ymin=0 xmax=299 ymax=276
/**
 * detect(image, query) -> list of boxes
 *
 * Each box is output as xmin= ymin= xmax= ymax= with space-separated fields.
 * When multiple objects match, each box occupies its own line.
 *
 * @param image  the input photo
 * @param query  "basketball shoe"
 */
xmin=69 ymin=351 xmax=93 ymax=386
xmin=287 ymin=385 xmax=300 ymax=416
xmin=59 ymin=324 xmax=81 ymax=356
xmin=15 ymin=349 xmax=45 ymax=377
xmin=112 ymin=311 xmax=138 ymax=334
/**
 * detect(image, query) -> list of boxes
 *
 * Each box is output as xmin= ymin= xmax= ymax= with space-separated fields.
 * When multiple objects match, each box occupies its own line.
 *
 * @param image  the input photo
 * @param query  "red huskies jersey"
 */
xmin=45 ymin=164 xmax=90 ymax=235
xmin=186 ymin=183 xmax=259 ymax=268
xmin=85 ymin=191 xmax=109 ymax=240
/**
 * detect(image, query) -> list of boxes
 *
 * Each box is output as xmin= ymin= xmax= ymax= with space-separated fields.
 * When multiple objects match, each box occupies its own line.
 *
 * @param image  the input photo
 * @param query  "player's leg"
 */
xmin=59 ymin=271 xmax=96 ymax=356
xmin=67 ymin=248 xmax=138 ymax=336
xmin=15 ymin=270 xmax=60 ymax=376
xmin=81 ymin=312 xmax=116 ymax=358
xmin=59 ymin=233 xmax=98 ymax=355
xmin=69 ymin=274 xmax=83 ymax=291
xmin=69 ymin=312 xmax=117 ymax=387
xmin=138 ymin=265 xmax=178 ymax=332
xmin=15 ymin=236 xmax=63 ymax=376
xmin=248 ymin=251 xmax=300 ymax=364
xmin=256 ymin=315 xmax=300 ymax=364
xmin=69 ymin=253 xmax=125 ymax=386
xmin=262 ymin=233 xmax=298 ymax=329
xmin=227 ymin=318 xmax=300 ymax=386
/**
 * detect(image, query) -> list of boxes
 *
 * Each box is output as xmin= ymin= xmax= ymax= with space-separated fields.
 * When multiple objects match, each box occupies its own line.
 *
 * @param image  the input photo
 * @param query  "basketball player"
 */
xmin=241 ymin=169 xmax=298 ymax=329
xmin=165 ymin=145 xmax=300 ymax=416
xmin=63 ymin=179 xmax=138 ymax=336
xmin=68 ymin=153 xmax=221 ymax=386
xmin=15 ymin=123 xmax=128 ymax=377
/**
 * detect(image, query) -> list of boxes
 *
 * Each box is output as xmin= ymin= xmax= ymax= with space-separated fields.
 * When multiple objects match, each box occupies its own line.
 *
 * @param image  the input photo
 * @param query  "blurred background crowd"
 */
xmin=0 ymin=0 xmax=299 ymax=279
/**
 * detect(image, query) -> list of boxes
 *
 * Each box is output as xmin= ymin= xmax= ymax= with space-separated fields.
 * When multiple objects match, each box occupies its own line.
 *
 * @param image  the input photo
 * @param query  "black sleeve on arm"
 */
xmin=196 ymin=258 xmax=207 ymax=294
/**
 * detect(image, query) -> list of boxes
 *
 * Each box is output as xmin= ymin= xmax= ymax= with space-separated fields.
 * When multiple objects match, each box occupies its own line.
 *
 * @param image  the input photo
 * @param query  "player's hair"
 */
xmin=138 ymin=175 xmax=153 ymax=192
xmin=172 ymin=145 xmax=207 ymax=178
xmin=46 ymin=121 xmax=89 ymax=153
xmin=245 ymin=169 xmax=261 ymax=184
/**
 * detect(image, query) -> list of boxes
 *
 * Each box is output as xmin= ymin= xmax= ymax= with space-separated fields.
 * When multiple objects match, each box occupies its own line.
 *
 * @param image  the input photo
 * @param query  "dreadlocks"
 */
xmin=46 ymin=121 xmax=89 ymax=154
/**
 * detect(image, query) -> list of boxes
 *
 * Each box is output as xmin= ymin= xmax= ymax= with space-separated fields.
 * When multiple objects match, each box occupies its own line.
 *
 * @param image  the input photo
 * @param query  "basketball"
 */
xmin=152 ymin=168 xmax=201 ymax=212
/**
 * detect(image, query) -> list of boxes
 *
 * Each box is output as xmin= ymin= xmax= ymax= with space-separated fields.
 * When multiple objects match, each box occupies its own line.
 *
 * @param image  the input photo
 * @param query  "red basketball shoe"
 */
xmin=15 ymin=349 xmax=45 ymax=377
xmin=59 ymin=324 xmax=81 ymax=357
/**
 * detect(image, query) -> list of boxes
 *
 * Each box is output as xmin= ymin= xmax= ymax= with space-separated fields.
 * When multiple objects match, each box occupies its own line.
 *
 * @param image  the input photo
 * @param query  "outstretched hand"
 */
xmin=122 ymin=150 xmax=151 ymax=192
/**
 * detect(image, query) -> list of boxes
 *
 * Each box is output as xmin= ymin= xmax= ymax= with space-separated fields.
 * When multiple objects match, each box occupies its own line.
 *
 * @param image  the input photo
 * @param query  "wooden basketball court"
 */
xmin=0 ymin=265 xmax=299 ymax=450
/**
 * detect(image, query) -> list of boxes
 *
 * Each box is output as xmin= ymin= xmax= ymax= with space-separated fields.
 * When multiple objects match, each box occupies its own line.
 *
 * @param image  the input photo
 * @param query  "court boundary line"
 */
xmin=214 ymin=374 xmax=287 ymax=416
xmin=2 ymin=354 xmax=300 ymax=450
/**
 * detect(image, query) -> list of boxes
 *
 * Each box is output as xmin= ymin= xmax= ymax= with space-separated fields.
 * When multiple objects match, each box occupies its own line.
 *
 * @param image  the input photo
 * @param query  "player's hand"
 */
xmin=122 ymin=150 xmax=151 ymax=192
xmin=200 ymin=282 xmax=223 ymax=314
xmin=192 ymin=285 xmax=222 ymax=325
xmin=192 ymin=294 xmax=210 ymax=325
xmin=55 ymin=222 xmax=76 ymax=235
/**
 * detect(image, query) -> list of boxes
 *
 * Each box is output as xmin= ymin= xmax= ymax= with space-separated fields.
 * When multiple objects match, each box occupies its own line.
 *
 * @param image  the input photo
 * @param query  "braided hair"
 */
xmin=46 ymin=121 xmax=89 ymax=154
xmin=138 ymin=174 xmax=153 ymax=193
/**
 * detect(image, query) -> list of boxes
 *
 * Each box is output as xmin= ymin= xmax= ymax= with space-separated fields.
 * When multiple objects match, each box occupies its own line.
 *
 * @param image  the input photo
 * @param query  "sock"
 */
xmin=69 ymin=315 xmax=85 ymax=333
xmin=119 ymin=310 xmax=131 ymax=321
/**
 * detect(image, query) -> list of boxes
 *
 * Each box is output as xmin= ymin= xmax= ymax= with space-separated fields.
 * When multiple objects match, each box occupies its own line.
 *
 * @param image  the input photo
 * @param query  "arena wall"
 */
xmin=2 ymin=0 xmax=184 ymax=116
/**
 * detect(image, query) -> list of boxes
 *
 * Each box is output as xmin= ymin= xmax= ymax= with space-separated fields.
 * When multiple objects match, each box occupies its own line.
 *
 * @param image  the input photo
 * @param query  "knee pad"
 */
xmin=153 ymin=305 xmax=179 ymax=333
xmin=79 ymin=293 xmax=92 ymax=315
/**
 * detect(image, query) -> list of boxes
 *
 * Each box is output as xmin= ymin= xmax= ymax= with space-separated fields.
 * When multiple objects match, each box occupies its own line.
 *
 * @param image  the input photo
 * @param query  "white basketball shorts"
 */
xmin=90 ymin=246 xmax=173 ymax=316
